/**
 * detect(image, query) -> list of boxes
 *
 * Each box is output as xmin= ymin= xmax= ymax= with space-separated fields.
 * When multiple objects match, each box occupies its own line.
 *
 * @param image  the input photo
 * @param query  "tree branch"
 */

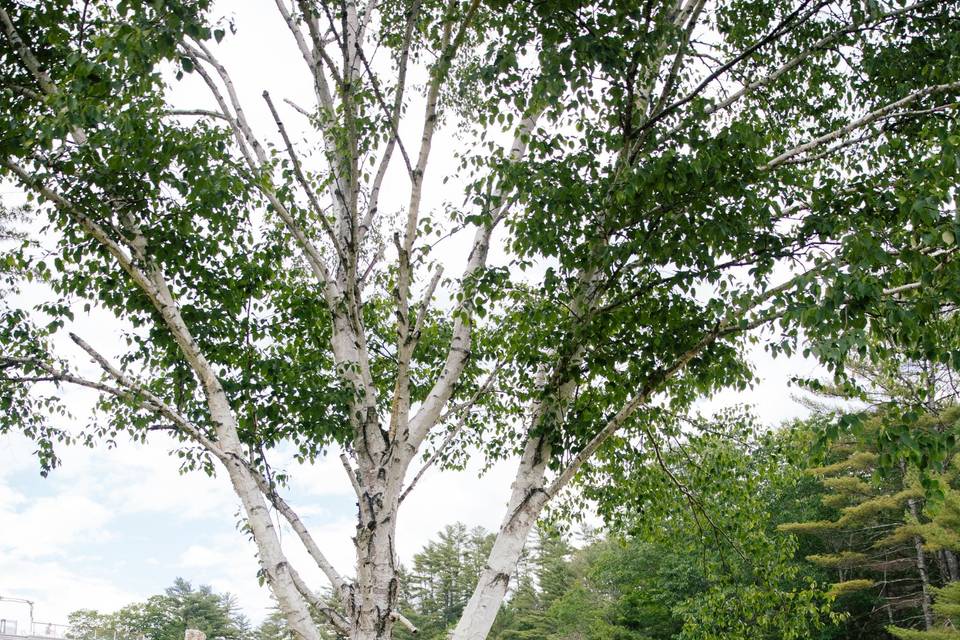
xmin=263 ymin=90 xmax=346 ymax=262
xmin=764 ymin=81 xmax=960 ymax=169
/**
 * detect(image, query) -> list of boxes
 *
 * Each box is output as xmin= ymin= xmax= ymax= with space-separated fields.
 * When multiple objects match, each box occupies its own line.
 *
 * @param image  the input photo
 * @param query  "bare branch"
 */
xmin=247 ymin=462 xmax=351 ymax=592
xmin=185 ymin=40 xmax=268 ymax=165
xmin=288 ymin=567 xmax=352 ymax=636
xmin=360 ymin=0 xmax=423 ymax=245
xmin=406 ymin=111 xmax=542 ymax=451
xmin=263 ymin=90 xmax=346 ymax=261
xmin=412 ymin=266 xmax=444 ymax=338
xmin=164 ymin=109 xmax=231 ymax=121
xmin=390 ymin=611 xmax=419 ymax=634
xmin=178 ymin=45 xmax=260 ymax=171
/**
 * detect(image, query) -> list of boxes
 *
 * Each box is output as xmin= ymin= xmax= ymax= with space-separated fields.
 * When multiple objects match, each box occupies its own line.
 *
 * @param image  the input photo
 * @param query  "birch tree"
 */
xmin=2 ymin=1 xmax=960 ymax=639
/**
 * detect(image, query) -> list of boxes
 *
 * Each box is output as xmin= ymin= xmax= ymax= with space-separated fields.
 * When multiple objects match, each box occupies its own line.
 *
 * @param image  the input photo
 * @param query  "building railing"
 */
xmin=30 ymin=623 xmax=71 ymax=639
xmin=0 ymin=622 xmax=70 ymax=640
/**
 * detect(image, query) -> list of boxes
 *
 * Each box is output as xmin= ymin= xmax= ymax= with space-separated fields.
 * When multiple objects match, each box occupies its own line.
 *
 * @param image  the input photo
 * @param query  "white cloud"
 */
xmin=177 ymin=535 xmax=272 ymax=619
xmin=0 ymin=554 xmax=138 ymax=625
xmin=0 ymin=491 xmax=112 ymax=559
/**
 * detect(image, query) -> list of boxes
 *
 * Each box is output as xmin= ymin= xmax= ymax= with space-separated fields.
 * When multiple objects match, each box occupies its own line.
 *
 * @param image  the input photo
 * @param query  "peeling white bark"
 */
xmin=450 ymin=435 xmax=550 ymax=640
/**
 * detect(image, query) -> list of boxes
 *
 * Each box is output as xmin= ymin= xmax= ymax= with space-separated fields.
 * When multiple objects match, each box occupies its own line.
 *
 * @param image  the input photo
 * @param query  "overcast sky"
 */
xmin=1 ymin=1 xmax=824 ymax=629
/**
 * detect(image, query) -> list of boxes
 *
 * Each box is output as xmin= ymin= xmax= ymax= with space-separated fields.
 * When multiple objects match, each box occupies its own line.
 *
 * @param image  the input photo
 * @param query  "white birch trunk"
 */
xmin=450 ymin=436 xmax=550 ymax=640
xmin=350 ymin=451 xmax=406 ymax=640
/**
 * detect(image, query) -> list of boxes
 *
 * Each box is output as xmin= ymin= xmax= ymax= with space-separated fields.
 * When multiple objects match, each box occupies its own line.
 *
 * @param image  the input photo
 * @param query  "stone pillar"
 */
xmin=185 ymin=630 xmax=206 ymax=640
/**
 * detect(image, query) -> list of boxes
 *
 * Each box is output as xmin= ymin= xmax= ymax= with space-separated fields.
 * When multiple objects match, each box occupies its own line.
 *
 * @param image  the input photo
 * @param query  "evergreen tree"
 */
xmin=889 ymin=582 xmax=960 ymax=639
xmin=397 ymin=523 xmax=494 ymax=639
xmin=67 ymin=578 xmax=250 ymax=640
xmin=533 ymin=529 xmax=574 ymax=609
xmin=782 ymin=347 xmax=960 ymax=636
xmin=779 ymin=415 xmax=947 ymax=635
xmin=254 ymin=610 xmax=294 ymax=640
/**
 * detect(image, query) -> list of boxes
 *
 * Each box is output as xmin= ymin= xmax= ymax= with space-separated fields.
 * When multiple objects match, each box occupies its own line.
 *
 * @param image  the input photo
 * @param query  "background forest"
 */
xmin=67 ymin=356 xmax=960 ymax=640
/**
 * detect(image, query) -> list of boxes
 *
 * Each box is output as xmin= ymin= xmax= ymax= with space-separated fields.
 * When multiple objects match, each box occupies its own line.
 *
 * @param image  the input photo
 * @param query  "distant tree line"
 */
xmin=67 ymin=579 xmax=252 ymax=640
xmin=68 ymin=354 xmax=960 ymax=640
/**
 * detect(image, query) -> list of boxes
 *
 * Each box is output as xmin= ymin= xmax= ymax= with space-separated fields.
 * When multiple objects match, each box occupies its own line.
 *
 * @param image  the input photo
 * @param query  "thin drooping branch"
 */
xmin=643 ymin=423 xmax=749 ymax=563
xmin=289 ymin=567 xmax=352 ymax=636
xmin=68 ymin=333 xmax=213 ymax=441
xmin=164 ymin=108 xmax=231 ymax=121
xmin=0 ymin=354 xmax=202 ymax=439
xmin=249 ymin=469 xmax=351 ymax=593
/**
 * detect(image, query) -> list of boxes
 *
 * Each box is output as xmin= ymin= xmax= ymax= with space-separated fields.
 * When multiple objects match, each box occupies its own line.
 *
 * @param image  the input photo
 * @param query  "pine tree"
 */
xmin=66 ymin=579 xmax=251 ymax=640
xmin=397 ymin=523 xmax=494 ymax=639
xmin=532 ymin=529 xmax=574 ymax=609
xmin=779 ymin=412 xmax=960 ymax=633
xmin=889 ymin=582 xmax=960 ymax=639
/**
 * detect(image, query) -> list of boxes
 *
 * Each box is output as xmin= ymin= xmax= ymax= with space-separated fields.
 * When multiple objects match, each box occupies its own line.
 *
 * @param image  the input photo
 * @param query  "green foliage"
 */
xmin=67 ymin=578 xmax=249 ymax=640
xmin=2 ymin=0 xmax=960 ymax=487
xmin=490 ymin=413 xmax=837 ymax=640
xmin=921 ymin=487 xmax=960 ymax=552
xmin=5 ymin=1 xmax=960 ymax=637
xmin=779 ymin=407 xmax=960 ymax=637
